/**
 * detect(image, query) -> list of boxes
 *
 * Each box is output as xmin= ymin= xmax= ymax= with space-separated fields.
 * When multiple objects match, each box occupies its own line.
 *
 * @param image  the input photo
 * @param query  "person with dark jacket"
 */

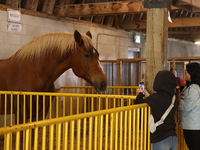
xmin=135 ymin=71 xmax=178 ymax=150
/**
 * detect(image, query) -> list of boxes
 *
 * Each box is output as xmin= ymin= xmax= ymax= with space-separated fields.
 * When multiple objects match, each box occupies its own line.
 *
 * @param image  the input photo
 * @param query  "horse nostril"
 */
xmin=101 ymin=82 xmax=107 ymax=89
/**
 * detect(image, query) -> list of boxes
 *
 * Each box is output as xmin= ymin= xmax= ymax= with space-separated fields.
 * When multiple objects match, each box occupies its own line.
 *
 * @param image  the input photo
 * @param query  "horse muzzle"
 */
xmin=94 ymin=81 xmax=107 ymax=94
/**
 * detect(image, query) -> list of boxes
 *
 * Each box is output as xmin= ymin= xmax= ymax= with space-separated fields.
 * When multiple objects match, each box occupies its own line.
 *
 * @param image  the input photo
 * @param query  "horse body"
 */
xmin=0 ymin=30 xmax=107 ymax=125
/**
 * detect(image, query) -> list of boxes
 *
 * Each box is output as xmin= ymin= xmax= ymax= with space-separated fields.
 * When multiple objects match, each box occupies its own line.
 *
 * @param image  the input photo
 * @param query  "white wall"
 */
xmin=1 ymin=10 xmax=200 ymax=89
xmin=0 ymin=10 xmax=142 ymax=89
xmin=168 ymin=39 xmax=200 ymax=57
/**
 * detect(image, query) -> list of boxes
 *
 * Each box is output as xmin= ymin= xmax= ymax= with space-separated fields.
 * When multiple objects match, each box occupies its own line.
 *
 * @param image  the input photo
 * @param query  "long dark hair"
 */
xmin=186 ymin=62 xmax=200 ymax=87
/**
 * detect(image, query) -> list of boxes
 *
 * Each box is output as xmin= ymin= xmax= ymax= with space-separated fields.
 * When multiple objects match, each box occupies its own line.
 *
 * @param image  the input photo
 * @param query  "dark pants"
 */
xmin=183 ymin=129 xmax=200 ymax=150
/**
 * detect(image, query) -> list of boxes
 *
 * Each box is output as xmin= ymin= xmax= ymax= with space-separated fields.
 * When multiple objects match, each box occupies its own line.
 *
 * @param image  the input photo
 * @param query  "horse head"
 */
xmin=70 ymin=30 xmax=107 ymax=93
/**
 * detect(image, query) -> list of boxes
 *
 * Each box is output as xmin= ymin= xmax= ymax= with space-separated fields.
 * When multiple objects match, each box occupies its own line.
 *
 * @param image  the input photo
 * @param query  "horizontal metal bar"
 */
xmin=0 ymin=91 xmax=137 ymax=99
xmin=0 ymin=103 xmax=149 ymax=135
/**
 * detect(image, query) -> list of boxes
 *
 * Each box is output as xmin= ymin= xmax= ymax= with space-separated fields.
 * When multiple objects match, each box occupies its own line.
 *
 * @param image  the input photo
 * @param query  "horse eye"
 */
xmin=84 ymin=54 xmax=90 ymax=58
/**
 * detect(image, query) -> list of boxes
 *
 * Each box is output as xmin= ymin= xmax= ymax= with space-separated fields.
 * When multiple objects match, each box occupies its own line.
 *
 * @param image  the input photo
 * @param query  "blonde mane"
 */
xmin=12 ymin=32 xmax=94 ymax=60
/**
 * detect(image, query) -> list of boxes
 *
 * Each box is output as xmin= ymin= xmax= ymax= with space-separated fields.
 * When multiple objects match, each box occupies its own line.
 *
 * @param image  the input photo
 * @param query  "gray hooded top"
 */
xmin=135 ymin=71 xmax=178 ymax=143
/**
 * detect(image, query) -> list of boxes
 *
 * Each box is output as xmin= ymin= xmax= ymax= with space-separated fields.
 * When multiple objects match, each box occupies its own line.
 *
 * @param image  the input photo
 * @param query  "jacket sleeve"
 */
xmin=179 ymin=77 xmax=185 ymax=86
xmin=135 ymin=92 xmax=145 ymax=104
xmin=179 ymin=86 xmax=200 ymax=112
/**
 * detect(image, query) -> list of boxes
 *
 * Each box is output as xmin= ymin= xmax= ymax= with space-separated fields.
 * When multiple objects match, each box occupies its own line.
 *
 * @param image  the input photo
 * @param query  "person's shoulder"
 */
xmin=186 ymin=84 xmax=200 ymax=94
xmin=190 ymin=84 xmax=200 ymax=89
xmin=185 ymin=84 xmax=200 ymax=97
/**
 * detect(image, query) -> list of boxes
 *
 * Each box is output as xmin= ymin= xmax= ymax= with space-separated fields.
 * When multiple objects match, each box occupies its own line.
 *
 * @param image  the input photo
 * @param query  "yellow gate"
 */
xmin=0 ymin=90 xmax=188 ymax=150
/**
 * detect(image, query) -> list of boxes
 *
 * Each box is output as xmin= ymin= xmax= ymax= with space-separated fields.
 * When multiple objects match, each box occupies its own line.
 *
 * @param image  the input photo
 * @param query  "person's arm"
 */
xmin=135 ymin=92 xmax=145 ymax=104
xmin=179 ymin=77 xmax=185 ymax=86
xmin=179 ymin=85 xmax=199 ymax=112
xmin=135 ymin=86 xmax=150 ymax=104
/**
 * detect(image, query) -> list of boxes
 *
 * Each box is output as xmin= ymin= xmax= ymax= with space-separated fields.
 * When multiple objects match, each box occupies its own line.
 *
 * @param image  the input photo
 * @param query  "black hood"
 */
xmin=153 ymin=71 xmax=177 ymax=96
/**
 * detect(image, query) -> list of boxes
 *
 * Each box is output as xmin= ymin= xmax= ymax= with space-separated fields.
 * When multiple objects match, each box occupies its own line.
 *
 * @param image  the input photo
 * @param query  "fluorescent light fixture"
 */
xmin=195 ymin=42 xmax=200 ymax=44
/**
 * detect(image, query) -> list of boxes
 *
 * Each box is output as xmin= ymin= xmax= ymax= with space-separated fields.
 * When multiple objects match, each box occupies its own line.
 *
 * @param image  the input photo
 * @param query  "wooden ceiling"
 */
xmin=0 ymin=0 xmax=200 ymax=43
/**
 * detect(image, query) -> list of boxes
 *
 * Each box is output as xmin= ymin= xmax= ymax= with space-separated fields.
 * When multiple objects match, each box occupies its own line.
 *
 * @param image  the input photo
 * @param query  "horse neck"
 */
xmin=7 ymin=51 xmax=71 ymax=91
xmin=35 ymin=51 xmax=71 ymax=86
xmin=0 ymin=58 xmax=11 ymax=77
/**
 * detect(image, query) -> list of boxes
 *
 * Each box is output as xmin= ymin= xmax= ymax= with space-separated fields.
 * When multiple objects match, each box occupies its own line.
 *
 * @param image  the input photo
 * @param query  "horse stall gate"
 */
xmin=0 ymin=91 xmax=152 ymax=150
xmin=101 ymin=60 xmax=140 ymax=87
xmin=56 ymin=86 xmax=140 ymax=114
xmin=101 ymin=61 xmax=118 ymax=86
xmin=121 ymin=61 xmax=138 ymax=86
xmin=0 ymin=90 xmax=189 ymax=150
xmin=168 ymin=58 xmax=200 ymax=81
xmin=101 ymin=59 xmax=146 ymax=95
xmin=103 ymin=57 xmax=200 ymax=90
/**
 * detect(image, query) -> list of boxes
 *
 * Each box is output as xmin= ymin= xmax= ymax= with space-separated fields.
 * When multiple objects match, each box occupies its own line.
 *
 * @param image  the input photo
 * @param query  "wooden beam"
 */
xmin=114 ymin=15 xmax=123 ymax=29
xmin=63 ymin=0 xmax=76 ymax=5
xmin=122 ymin=17 xmax=200 ymax=29
xmin=193 ymin=7 xmax=200 ymax=12
xmin=54 ymin=1 xmax=179 ymax=17
xmin=104 ymin=16 xmax=115 ymax=27
xmin=169 ymin=34 xmax=200 ymax=38
xmin=173 ymin=0 xmax=200 ymax=14
xmin=5 ymin=0 xmax=19 ymax=7
xmin=0 ymin=4 xmax=122 ymax=31
xmin=169 ymin=17 xmax=200 ymax=27
xmin=169 ymin=31 xmax=200 ymax=34
xmin=93 ymin=15 xmax=104 ymax=24
xmin=174 ymin=0 xmax=200 ymax=8
xmin=173 ymin=5 xmax=200 ymax=14
xmin=42 ymin=0 xmax=56 ymax=14
xmin=24 ymin=0 xmax=39 ymax=11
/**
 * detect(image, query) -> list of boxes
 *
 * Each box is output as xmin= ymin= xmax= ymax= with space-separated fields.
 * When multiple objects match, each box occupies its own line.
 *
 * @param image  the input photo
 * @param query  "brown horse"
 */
xmin=0 ymin=30 xmax=107 ymax=125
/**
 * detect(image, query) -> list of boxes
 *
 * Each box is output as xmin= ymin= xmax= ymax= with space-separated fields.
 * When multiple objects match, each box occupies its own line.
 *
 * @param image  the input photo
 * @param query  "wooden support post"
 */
xmin=146 ymin=7 xmax=169 ymax=94
xmin=117 ymin=59 xmax=121 ymax=86
xmin=137 ymin=61 xmax=141 ymax=85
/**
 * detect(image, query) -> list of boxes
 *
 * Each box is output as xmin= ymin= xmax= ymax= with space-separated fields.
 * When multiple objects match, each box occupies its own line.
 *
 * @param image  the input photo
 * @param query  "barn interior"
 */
xmin=0 ymin=0 xmax=200 ymax=88
xmin=0 ymin=1 xmax=199 ymax=149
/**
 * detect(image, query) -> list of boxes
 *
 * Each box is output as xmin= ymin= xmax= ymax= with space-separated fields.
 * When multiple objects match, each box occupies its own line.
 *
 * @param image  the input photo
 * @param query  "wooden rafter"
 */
xmin=54 ymin=1 xmax=179 ymax=17
xmin=173 ymin=0 xmax=200 ymax=14
xmin=42 ymin=0 xmax=56 ymax=14
xmin=175 ymin=0 xmax=200 ymax=8
xmin=122 ymin=17 xmax=200 ymax=30
xmin=169 ymin=34 xmax=200 ymax=38
xmin=5 ymin=0 xmax=19 ymax=7
xmin=0 ymin=0 xmax=199 ymax=42
xmin=24 ymin=0 xmax=39 ymax=11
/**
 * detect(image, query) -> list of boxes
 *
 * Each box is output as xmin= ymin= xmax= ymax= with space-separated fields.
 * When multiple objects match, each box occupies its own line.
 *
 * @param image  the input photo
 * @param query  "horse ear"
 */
xmin=74 ymin=30 xmax=83 ymax=45
xmin=86 ymin=31 xmax=92 ymax=39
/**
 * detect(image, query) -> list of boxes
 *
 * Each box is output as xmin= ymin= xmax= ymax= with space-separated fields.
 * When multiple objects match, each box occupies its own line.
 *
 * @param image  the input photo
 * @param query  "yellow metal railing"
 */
xmin=0 ymin=100 xmax=151 ymax=150
xmin=0 ymin=90 xmax=189 ymax=150
xmin=176 ymin=113 xmax=189 ymax=150
xmin=56 ymin=86 xmax=138 ymax=95
xmin=56 ymin=86 xmax=138 ymax=116
xmin=0 ymin=89 xmax=136 ymax=128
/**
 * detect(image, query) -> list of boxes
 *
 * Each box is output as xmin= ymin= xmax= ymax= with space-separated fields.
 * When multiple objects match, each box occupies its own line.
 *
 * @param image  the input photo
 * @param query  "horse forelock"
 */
xmin=11 ymin=32 xmax=94 ymax=61
xmin=80 ymin=34 xmax=94 ymax=52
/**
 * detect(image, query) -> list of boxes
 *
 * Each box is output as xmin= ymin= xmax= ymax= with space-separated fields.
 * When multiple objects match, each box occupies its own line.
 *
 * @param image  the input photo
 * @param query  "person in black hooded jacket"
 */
xmin=135 ymin=71 xmax=178 ymax=150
